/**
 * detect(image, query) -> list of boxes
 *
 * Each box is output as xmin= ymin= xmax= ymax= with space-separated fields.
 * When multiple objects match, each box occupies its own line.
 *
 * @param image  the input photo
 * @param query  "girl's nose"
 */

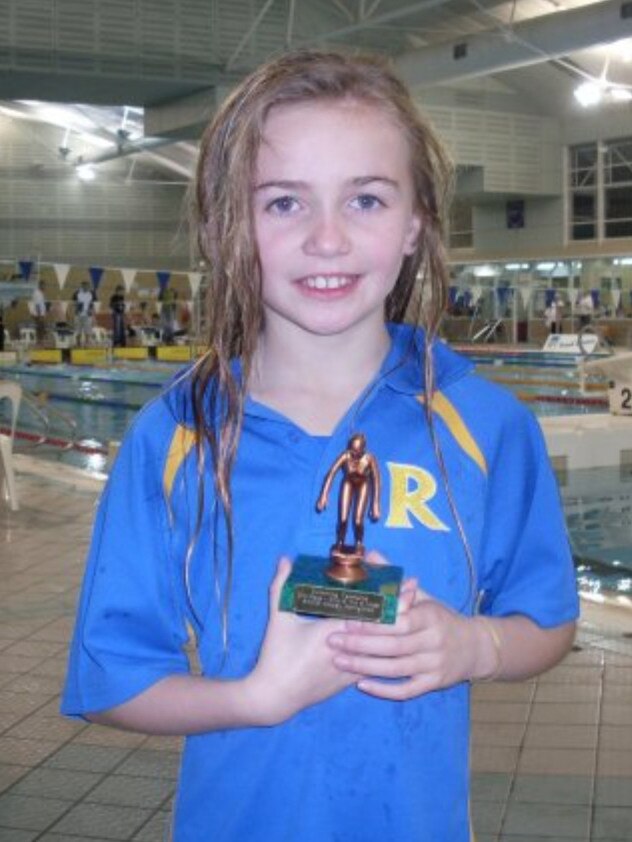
xmin=302 ymin=210 xmax=351 ymax=257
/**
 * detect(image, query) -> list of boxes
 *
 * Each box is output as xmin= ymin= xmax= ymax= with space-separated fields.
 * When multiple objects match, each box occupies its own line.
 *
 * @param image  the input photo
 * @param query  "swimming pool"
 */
xmin=461 ymin=349 xmax=608 ymax=416
xmin=0 ymin=353 xmax=608 ymax=468
xmin=0 ymin=355 xmax=624 ymax=600
xmin=0 ymin=361 xmax=174 ymax=472
xmin=561 ymin=464 xmax=632 ymax=604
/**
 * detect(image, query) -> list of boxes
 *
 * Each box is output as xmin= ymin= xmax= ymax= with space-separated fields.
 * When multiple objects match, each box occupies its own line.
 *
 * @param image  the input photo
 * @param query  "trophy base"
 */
xmin=279 ymin=554 xmax=403 ymax=624
xmin=326 ymin=544 xmax=367 ymax=584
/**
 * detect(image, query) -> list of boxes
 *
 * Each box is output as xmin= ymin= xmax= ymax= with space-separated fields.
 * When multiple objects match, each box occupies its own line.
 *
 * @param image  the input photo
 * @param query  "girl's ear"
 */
xmin=403 ymin=213 xmax=422 ymax=256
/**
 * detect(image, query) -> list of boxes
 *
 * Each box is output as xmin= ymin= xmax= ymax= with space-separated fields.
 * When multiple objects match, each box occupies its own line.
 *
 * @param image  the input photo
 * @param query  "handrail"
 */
xmin=14 ymin=389 xmax=78 ymax=452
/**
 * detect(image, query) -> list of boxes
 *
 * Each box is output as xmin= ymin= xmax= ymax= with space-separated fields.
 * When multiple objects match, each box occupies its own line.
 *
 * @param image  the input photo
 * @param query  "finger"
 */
xmin=333 ymin=650 xmax=420 ymax=678
xmin=330 ymin=631 xmax=421 ymax=659
xmin=269 ymin=556 xmax=292 ymax=610
xmin=410 ymin=585 xmax=434 ymax=603
xmin=365 ymin=549 xmax=389 ymax=567
xmin=397 ymin=579 xmax=418 ymax=615
xmin=356 ymin=675 xmax=436 ymax=701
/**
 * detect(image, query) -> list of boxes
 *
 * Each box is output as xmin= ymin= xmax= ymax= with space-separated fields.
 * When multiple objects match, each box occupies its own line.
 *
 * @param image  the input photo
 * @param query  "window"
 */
xmin=448 ymin=199 xmax=473 ymax=249
xmin=568 ymin=137 xmax=632 ymax=240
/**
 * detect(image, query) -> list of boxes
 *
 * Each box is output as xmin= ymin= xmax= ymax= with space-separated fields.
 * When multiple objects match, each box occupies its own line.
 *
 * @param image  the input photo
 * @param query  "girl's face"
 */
xmin=253 ymin=98 xmax=421 ymax=342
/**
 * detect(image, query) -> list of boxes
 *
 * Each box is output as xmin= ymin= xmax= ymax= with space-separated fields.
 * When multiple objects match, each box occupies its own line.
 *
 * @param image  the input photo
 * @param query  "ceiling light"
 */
xmin=76 ymin=164 xmax=96 ymax=182
xmin=610 ymin=87 xmax=632 ymax=102
xmin=612 ymin=38 xmax=632 ymax=63
xmin=574 ymin=81 xmax=603 ymax=107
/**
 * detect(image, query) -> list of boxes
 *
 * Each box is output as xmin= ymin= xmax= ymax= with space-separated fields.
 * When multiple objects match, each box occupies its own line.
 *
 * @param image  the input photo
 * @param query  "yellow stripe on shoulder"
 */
xmin=163 ymin=424 xmax=198 ymax=502
xmin=418 ymin=391 xmax=488 ymax=476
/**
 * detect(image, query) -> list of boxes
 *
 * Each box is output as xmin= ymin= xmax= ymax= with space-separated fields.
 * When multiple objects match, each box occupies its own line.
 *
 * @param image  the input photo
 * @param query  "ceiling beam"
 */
xmin=396 ymin=0 xmax=632 ymax=86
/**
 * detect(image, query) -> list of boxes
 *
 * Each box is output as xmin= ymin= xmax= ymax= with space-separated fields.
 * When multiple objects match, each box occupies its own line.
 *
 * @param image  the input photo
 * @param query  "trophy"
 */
xmin=280 ymin=434 xmax=403 ymax=624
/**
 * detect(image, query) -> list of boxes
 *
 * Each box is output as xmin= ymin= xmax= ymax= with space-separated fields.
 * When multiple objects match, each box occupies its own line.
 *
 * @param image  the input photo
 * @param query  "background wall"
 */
xmin=0 ymin=116 xmax=190 ymax=268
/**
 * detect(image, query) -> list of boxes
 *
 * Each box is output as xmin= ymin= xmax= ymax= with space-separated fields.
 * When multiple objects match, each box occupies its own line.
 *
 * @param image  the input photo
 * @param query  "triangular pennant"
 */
xmin=18 ymin=260 xmax=34 ymax=280
xmin=53 ymin=263 xmax=71 ymax=290
xmin=89 ymin=266 xmax=104 ymax=290
xmin=121 ymin=268 xmax=137 ymax=293
xmin=188 ymin=272 xmax=202 ymax=298
xmin=157 ymin=271 xmax=171 ymax=295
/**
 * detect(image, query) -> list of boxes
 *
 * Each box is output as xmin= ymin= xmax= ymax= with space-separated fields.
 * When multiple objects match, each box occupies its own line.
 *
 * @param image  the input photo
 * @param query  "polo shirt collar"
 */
xmin=381 ymin=322 xmax=473 ymax=395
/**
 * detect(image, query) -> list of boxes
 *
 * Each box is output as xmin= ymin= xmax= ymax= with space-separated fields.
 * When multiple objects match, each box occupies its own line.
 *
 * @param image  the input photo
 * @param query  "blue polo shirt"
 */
xmin=62 ymin=324 xmax=579 ymax=841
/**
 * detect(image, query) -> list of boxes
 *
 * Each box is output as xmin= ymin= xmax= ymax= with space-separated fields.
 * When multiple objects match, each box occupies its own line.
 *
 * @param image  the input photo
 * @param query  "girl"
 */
xmin=62 ymin=50 xmax=579 ymax=841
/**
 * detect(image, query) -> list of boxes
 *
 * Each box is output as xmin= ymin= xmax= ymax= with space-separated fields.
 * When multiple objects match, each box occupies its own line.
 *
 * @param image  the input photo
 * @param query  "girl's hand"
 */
xmin=248 ymin=558 xmax=362 ymax=724
xmin=327 ymin=552 xmax=491 ymax=701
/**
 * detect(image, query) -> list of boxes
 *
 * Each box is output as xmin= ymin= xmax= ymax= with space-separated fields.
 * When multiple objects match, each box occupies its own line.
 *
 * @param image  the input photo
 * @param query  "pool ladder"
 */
xmin=12 ymin=387 xmax=78 ymax=452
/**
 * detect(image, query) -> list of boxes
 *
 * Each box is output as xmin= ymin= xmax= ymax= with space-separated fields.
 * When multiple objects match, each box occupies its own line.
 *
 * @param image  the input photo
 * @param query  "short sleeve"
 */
xmin=61 ymin=413 xmax=190 ymax=719
xmin=478 ymin=406 xmax=579 ymax=627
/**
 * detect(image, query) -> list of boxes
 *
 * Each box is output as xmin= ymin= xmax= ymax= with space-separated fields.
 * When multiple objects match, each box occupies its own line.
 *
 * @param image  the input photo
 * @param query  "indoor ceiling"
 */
xmin=0 ymin=0 xmax=630 ymax=182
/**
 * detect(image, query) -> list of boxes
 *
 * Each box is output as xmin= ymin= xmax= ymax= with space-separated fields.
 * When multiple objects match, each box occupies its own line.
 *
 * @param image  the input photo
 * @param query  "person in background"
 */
xmin=31 ymin=280 xmax=47 ymax=344
xmin=72 ymin=281 xmax=96 ymax=347
xmin=545 ymin=296 xmax=563 ymax=335
xmin=160 ymin=286 xmax=178 ymax=344
xmin=109 ymin=284 xmax=127 ymax=347
xmin=578 ymin=291 xmax=595 ymax=329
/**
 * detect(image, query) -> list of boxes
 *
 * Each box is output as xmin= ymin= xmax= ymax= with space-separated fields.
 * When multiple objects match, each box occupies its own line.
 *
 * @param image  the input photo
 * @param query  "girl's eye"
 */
xmin=351 ymin=194 xmax=384 ymax=211
xmin=266 ymin=196 xmax=299 ymax=215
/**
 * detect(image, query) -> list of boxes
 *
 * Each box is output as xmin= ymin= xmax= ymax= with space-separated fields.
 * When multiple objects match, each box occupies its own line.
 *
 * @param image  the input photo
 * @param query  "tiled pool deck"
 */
xmin=1 ymin=471 xmax=631 ymax=841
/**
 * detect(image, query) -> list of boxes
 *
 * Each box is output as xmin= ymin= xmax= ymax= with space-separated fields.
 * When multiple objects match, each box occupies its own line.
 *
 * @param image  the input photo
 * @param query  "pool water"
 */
xmin=1 ymin=357 xmax=626 ymax=599
xmin=0 ymin=362 xmax=174 ymax=472
xmin=470 ymin=355 xmax=608 ymax=417
xmin=560 ymin=464 xmax=632 ymax=600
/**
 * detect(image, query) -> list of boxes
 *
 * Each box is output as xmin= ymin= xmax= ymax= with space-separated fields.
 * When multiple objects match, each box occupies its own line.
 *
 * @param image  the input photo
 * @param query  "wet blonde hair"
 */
xmin=189 ymin=49 xmax=455 ymax=635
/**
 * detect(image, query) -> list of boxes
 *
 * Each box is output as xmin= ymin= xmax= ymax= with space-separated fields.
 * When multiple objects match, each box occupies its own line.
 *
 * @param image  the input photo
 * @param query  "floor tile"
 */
xmin=132 ymin=809 xmax=174 ymax=841
xmin=0 ymin=737 xmax=60 ymax=767
xmin=84 ymin=774 xmax=175 ymax=808
xmin=9 ymin=767 xmax=103 ymax=801
xmin=510 ymin=773 xmax=593 ymax=805
xmin=115 ymin=750 xmax=181 ymax=781
xmin=529 ymin=702 xmax=599 ymax=725
xmin=502 ymin=801 xmax=590 ymax=838
xmin=517 ymin=748 xmax=595 ymax=776
xmin=470 ymin=745 xmax=519 ymax=774
xmin=595 ymin=777 xmax=632 ymax=807
xmin=42 ymin=744 xmax=131 ymax=774
xmin=0 ymin=764 xmax=28 ymax=794
xmin=0 ymin=793 xmax=70 ymax=831
xmin=597 ymin=750 xmax=632 ymax=777
xmin=591 ymin=806 xmax=632 ymax=840
xmin=522 ymin=723 xmax=598 ymax=750
xmin=48 ymin=802 xmax=152 ymax=840
xmin=471 ymin=703 xmax=530 ymax=724
xmin=471 ymin=799 xmax=505 ymax=835
xmin=0 ymin=830 xmax=38 ymax=842
xmin=471 ymin=722 xmax=525 ymax=747
xmin=471 ymin=772 xmax=513 ymax=803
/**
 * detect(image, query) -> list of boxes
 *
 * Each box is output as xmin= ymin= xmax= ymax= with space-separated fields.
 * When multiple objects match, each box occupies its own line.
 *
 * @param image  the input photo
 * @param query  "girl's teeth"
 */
xmin=305 ymin=276 xmax=351 ymax=289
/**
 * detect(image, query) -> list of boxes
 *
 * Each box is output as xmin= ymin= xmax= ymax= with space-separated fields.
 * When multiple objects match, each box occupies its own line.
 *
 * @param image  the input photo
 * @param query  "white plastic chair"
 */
xmin=52 ymin=329 xmax=76 ymax=349
xmin=0 ymin=380 xmax=21 ymax=511
xmin=19 ymin=327 xmax=36 ymax=347
xmin=91 ymin=326 xmax=110 ymax=345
